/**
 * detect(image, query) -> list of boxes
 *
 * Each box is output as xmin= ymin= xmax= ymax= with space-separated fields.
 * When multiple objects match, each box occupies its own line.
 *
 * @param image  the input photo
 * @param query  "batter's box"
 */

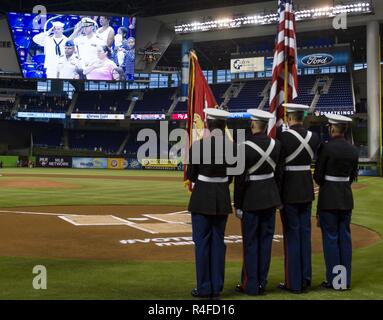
xmin=143 ymin=213 xmax=191 ymax=224
xmin=59 ymin=215 xmax=128 ymax=226
xmin=134 ymin=222 xmax=192 ymax=233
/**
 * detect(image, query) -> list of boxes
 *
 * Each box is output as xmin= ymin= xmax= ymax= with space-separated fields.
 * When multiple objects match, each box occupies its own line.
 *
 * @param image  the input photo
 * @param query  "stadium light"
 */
xmin=174 ymin=1 xmax=373 ymax=34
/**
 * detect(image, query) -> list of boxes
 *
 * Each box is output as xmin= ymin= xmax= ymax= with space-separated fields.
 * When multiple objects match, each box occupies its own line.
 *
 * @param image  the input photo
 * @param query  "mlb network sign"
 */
xmin=230 ymin=57 xmax=265 ymax=73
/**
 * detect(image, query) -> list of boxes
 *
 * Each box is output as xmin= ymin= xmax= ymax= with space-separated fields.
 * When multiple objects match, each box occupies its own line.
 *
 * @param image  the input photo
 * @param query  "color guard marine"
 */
xmin=187 ymin=108 xmax=235 ymax=299
xmin=234 ymin=109 xmax=282 ymax=295
xmin=314 ymin=114 xmax=359 ymax=290
xmin=277 ymin=103 xmax=320 ymax=293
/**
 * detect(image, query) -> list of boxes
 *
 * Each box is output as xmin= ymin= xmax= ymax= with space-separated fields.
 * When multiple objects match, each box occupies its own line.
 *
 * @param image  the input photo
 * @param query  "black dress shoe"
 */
xmin=320 ymin=281 xmax=351 ymax=291
xmin=321 ymin=281 xmax=334 ymax=289
xmin=258 ymin=286 xmax=266 ymax=295
xmin=235 ymin=284 xmax=259 ymax=296
xmin=277 ymin=283 xmax=302 ymax=294
xmin=211 ymin=293 xmax=221 ymax=299
xmin=191 ymin=288 xmax=210 ymax=298
xmin=235 ymin=284 xmax=245 ymax=293
xmin=301 ymin=282 xmax=310 ymax=293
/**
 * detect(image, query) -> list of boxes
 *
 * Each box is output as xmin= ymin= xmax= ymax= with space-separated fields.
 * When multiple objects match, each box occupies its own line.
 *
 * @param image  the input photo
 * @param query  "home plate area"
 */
xmin=58 ymin=211 xmax=192 ymax=234
xmin=0 ymin=205 xmax=379 ymax=261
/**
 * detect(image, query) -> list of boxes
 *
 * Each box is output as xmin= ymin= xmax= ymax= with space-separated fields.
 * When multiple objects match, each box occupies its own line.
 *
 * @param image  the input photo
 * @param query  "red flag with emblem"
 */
xmin=184 ymin=50 xmax=218 ymax=190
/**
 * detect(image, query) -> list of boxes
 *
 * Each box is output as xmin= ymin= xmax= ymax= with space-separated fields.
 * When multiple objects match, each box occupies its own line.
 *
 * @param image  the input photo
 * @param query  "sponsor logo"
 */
xmin=111 ymin=159 xmax=118 ymax=168
xmin=38 ymin=157 xmax=71 ymax=168
xmin=301 ymin=53 xmax=334 ymax=67
xmin=129 ymin=159 xmax=141 ymax=169
xmin=130 ymin=114 xmax=166 ymax=120
xmin=71 ymin=113 xmax=125 ymax=120
xmin=233 ymin=59 xmax=242 ymax=70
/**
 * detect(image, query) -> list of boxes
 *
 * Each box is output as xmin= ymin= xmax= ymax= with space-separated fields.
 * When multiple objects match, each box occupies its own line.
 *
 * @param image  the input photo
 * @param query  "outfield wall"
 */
xmin=35 ymin=156 xmax=183 ymax=171
xmin=0 ymin=155 xmax=18 ymax=167
xmin=4 ymin=154 xmax=376 ymax=175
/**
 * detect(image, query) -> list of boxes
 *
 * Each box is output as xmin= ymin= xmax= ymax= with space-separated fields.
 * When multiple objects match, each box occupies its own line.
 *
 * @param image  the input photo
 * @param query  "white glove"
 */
xmin=235 ymin=209 xmax=243 ymax=220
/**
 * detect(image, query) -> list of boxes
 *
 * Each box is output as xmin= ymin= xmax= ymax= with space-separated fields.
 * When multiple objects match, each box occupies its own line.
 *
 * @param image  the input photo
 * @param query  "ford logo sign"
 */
xmin=301 ymin=53 xmax=334 ymax=67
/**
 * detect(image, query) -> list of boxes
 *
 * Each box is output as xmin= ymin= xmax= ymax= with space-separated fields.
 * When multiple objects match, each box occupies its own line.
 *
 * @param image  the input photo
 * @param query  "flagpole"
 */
xmin=378 ymin=36 xmax=382 ymax=177
xmin=284 ymin=60 xmax=288 ymax=123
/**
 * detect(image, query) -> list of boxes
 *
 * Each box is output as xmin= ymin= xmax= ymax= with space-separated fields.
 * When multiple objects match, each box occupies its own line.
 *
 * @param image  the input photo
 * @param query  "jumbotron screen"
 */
xmin=7 ymin=12 xmax=136 ymax=81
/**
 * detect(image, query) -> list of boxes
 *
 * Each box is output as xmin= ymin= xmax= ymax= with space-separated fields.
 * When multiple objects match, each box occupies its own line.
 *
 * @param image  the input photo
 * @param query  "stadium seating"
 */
xmin=19 ymin=94 xmax=71 ymax=113
xmin=316 ymin=73 xmax=354 ymax=114
xmin=14 ymin=73 xmax=355 ymax=118
xmin=134 ymin=88 xmax=175 ymax=114
xmin=0 ymin=100 xmax=14 ymax=119
xmin=173 ymin=83 xmax=230 ymax=113
xmin=227 ymin=73 xmax=353 ymax=114
xmin=75 ymin=91 xmax=130 ymax=114
xmin=291 ymin=74 xmax=317 ymax=107
xmin=68 ymin=130 xmax=126 ymax=154
xmin=228 ymin=80 xmax=269 ymax=111
xmin=34 ymin=126 xmax=64 ymax=148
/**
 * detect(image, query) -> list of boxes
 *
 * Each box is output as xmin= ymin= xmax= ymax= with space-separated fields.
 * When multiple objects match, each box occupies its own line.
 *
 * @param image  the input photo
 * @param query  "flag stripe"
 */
xmin=268 ymin=0 xmax=298 ymax=138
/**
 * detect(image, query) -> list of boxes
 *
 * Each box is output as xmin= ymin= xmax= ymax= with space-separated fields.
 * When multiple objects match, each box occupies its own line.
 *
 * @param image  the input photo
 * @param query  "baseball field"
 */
xmin=0 ymin=167 xmax=382 ymax=300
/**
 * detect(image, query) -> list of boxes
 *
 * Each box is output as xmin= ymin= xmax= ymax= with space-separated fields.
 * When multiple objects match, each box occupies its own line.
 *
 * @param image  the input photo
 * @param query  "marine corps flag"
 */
xmin=184 ymin=50 xmax=218 ymax=190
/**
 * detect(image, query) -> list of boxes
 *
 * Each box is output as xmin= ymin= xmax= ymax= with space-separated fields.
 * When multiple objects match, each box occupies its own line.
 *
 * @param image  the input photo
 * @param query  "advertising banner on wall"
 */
xmin=71 ymin=114 xmax=125 ymax=120
xmin=107 ymin=158 xmax=129 ymax=169
xmin=297 ymin=51 xmax=350 ymax=69
xmin=126 ymin=158 xmax=142 ymax=170
xmin=171 ymin=113 xmax=188 ymax=120
xmin=36 ymin=156 xmax=72 ymax=168
xmin=141 ymin=158 xmax=179 ymax=170
xmin=130 ymin=114 xmax=166 ymax=120
xmin=72 ymin=157 xmax=108 ymax=169
xmin=18 ymin=112 xmax=66 ymax=119
xmin=234 ymin=45 xmax=351 ymax=72
xmin=230 ymin=57 xmax=265 ymax=74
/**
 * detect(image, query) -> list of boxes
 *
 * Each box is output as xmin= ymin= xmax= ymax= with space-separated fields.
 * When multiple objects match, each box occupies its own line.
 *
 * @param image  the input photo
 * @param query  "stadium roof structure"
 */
xmin=0 ymin=0 xmax=380 ymax=69
xmin=0 ymin=0 xmax=274 ymax=17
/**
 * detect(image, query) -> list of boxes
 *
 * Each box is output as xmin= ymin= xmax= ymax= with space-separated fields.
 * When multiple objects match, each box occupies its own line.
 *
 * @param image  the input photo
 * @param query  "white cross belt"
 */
xmin=284 ymin=165 xmax=311 ymax=171
xmin=248 ymin=172 xmax=274 ymax=181
xmin=198 ymin=175 xmax=229 ymax=183
xmin=325 ymin=175 xmax=350 ymax=182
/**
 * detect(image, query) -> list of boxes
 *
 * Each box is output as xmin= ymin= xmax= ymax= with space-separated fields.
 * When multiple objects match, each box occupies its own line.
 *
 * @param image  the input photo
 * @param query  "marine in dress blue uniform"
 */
xmin=187 ymin=108 xmax=234 ymax=299
xmin=313 ymin=114 xmax=358 ymax=290
xmin=277 ymin=103 xmax=320 ymax=293
xmin=234 ymin=109 xmax=282 ymax=295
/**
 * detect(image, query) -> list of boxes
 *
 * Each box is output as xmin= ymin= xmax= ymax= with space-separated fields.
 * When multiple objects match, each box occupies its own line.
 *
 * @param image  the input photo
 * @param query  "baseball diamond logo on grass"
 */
xmin=119 ymin=235 xmax=283 ymax=247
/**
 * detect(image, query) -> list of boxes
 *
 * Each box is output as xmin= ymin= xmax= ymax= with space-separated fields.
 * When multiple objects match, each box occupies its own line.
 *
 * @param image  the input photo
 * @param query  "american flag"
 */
xmin=268 ymin=0 xmax=298 ymax=138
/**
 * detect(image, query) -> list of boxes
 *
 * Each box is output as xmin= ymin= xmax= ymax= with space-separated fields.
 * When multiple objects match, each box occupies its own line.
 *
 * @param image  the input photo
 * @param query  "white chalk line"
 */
xmin=0 ymin=209 xmax=161 ymax=234
xmin=142 ymin=214 xmax=190 ymax=225
xmin=0 ymin=210 xmax=62 ymax=216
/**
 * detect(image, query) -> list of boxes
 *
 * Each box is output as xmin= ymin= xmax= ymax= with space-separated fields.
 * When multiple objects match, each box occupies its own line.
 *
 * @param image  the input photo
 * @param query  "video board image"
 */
xmin=7 ymin=12 xmax=136 ymax=81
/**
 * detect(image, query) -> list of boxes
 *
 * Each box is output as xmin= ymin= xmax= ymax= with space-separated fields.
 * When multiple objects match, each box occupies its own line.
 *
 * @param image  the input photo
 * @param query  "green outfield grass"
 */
xmin=0 ymin=168 xmax=188 ymax=207
xmin=0 ymin=168 xmax=382 ymax=300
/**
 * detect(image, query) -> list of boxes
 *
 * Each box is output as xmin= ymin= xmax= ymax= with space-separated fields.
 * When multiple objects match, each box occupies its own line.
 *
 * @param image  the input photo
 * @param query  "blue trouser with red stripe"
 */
xmin=319 ymin=210 xmax=352 ymax=288
xmin=191 ymin=213 xmax=228 ymax=295
xmin=281 ymin=203 xmax=312 ymax=291
xmin=240 ymin=208 xmax=276 ymax=295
